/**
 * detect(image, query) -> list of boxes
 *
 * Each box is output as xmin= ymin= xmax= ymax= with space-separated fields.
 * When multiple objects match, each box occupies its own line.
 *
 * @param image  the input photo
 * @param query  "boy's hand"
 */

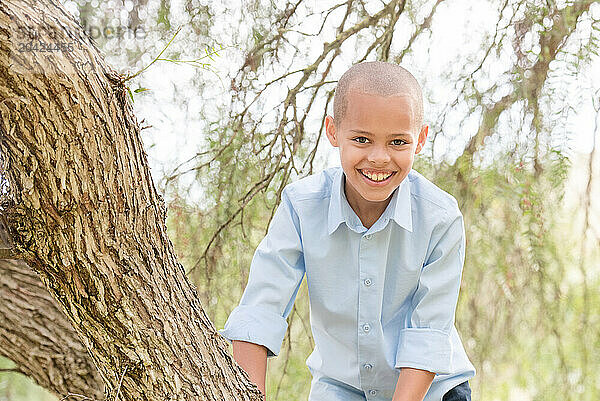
xmin=392 ymin=367 xmax=435 ymax=401
xmin=232 ymin=340 xmax=267 ymax=400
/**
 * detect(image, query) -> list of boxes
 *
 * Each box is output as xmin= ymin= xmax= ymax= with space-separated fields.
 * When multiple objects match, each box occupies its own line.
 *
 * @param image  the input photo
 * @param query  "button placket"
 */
xmin=358 ymin=230 xmax=379 ymax=393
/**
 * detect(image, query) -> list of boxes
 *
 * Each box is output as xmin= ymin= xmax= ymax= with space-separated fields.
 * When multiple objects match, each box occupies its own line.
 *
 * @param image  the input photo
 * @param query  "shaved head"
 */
xmin=333 ymin=61 xmax=424 ymax=131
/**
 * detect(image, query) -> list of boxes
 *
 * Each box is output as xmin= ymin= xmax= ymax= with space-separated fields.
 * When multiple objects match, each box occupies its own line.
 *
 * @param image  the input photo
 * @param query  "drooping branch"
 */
xmin=463 ymin=1 xmax=593 ymax=160
xmin=446 ymin=0 xmax=593 ymax=220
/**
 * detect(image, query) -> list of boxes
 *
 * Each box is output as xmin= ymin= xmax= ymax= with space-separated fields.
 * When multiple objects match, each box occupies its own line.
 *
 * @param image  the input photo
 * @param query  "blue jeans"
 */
xmin=442 ymin=381 xmax=471 ymax=401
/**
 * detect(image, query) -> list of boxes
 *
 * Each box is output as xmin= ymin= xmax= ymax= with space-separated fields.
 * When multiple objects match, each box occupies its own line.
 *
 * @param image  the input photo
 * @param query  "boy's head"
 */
xmin=325 ymin=61 xmax=428 ymax=215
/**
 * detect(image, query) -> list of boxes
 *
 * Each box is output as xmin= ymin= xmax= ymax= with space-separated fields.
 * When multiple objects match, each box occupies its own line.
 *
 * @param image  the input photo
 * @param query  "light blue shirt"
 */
xmin=218 ymin=166 xmax=476 ymax=401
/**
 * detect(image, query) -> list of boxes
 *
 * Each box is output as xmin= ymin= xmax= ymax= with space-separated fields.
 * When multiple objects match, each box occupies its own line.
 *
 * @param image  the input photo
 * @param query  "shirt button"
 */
xmin=362 ymin=323 xmax=371 ymax=332
xmin=365 ymin=234 xmax=373 ymax=240
xmin=369 ymin=389 xmax=378 ymax=396
xmin=364 ymin=278 xmax=372 ymax=286
xmin=363 ymin=363 xmax=373 ymax=370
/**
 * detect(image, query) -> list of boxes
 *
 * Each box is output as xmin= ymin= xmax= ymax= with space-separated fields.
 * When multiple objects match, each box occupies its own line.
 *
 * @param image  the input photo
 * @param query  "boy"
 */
xmin=218 ymin=61 xmax=476 ymax=401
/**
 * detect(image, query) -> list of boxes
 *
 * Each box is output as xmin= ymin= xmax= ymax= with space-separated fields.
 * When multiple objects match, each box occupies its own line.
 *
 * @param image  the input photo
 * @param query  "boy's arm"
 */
xmin=392 ymin=368 xmax=435 ymax=401
xmin=219 ymin=187 xmax=305 ymax=394
xmin=395 ymin=206 xmax=466 ymax=376
xmin=232 ymin=340 xmax=267 ymax=400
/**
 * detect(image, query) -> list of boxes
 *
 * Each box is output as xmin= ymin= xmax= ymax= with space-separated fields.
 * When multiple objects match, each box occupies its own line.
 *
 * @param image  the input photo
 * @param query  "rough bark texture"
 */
xmin=0 ymin=1 xmax=261 ymax=400
xmin=0 ymin=246 xmax=105 ymax=400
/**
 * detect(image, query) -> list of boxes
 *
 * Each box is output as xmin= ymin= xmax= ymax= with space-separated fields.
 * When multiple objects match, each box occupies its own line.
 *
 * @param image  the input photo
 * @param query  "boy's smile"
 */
xmin=326 ymin=90 xmax=428 ymax=226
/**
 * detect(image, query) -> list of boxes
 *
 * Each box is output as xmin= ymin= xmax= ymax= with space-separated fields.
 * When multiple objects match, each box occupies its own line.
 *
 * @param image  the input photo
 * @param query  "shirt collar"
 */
xmin=327 ymin=168 xmax=413 ymax=235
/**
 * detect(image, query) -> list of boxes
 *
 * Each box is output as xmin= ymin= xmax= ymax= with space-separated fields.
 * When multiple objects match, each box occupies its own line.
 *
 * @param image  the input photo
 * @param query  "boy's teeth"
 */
xmin=362 ymin=170 xmax=392 ymax=181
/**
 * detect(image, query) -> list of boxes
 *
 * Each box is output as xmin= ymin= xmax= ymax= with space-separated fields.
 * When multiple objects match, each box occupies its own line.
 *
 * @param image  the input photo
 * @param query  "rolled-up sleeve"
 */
xmin=395 ymin=208 xmax=465 ymax=374
xmin=218 ymin=187 xmax=305 ymax=358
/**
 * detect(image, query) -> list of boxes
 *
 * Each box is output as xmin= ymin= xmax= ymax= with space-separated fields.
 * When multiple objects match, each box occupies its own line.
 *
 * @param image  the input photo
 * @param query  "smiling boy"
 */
xmin=219 ymin=61 xmax=476 ymax=401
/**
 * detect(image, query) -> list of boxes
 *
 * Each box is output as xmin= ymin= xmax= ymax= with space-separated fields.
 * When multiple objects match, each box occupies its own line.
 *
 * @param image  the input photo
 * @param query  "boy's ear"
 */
xmin=325 ymin=115 xmax=339 ymax=147
xmin=414 ymin=125 xmax=428 ymax=155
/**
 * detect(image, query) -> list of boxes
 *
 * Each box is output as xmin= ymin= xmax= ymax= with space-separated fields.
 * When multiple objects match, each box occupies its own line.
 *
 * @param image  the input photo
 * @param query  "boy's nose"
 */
xmin=367 ymin=146 xmax=391 ymax=164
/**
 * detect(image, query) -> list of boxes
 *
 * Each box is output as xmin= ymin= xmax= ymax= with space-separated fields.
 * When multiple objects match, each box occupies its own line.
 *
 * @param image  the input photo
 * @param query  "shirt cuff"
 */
xmin=395 ymin=328 xmax=452 ymax=374
xmin=218 ymin=304 xmax=288 ymax=358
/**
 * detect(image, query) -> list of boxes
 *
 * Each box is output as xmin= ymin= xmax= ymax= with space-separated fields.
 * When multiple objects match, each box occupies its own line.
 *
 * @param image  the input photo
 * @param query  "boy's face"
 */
xmin=325 ymin=90 xmax=427 ymax=213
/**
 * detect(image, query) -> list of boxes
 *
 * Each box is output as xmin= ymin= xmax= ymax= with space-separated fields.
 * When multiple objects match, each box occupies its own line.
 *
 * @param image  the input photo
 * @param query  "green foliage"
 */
xmin=156 ymin=0 xmax=171 ymax=30
xmin=0 ymin=358 xmax=56 ymax=401
xmin=416 ymin=146 xmax=599 ymax=401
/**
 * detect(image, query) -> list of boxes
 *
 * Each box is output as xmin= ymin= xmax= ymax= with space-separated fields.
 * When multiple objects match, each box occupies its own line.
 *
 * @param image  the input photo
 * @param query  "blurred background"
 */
xmin=1 ymin=0 xmax=599 ymax=400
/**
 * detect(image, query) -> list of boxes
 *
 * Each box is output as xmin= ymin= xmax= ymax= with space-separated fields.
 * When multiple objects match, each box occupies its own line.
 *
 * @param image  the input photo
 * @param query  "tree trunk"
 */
xmin=0 ymin=1 xmax=261 ymax=400
xmin=0 ymin=245 xmax=105 ymax=399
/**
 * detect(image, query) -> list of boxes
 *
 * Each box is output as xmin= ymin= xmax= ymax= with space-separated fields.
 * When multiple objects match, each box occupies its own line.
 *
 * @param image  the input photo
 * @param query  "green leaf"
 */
xmin=134 ymin=87 xmax=150 ymax=93
xmin=126 ymin=86 xmax=134 ymax=103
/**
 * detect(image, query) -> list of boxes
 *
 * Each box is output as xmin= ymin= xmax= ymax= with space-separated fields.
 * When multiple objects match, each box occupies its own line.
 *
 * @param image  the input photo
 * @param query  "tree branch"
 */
xmin=0 ymin=1 xmax=261 ymax=400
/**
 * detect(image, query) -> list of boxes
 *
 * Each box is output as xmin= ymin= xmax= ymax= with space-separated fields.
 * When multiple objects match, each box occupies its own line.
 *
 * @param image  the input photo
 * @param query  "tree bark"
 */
xmin=0 ymin=252 xmax=105 ymax=399
xmin=0 ymin=1 xmax=261 ymax=400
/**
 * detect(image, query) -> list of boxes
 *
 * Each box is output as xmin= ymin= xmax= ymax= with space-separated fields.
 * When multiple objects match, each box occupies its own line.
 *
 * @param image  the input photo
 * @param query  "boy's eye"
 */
xmin=392 ymin=139 xmax=407 ymax=146
xmin=353 ymin=137 xmax=369 ymax=144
